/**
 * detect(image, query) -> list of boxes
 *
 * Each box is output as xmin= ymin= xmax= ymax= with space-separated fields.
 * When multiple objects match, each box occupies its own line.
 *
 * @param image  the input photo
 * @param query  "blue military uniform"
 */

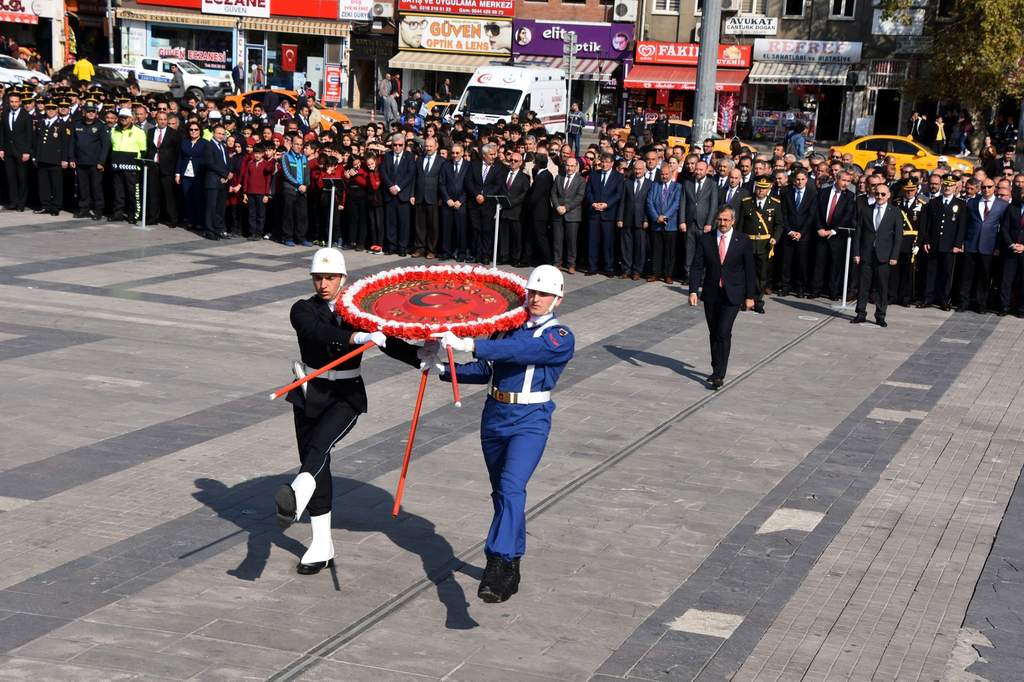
xmin=442 ymin=313 xmax=574 ymax=561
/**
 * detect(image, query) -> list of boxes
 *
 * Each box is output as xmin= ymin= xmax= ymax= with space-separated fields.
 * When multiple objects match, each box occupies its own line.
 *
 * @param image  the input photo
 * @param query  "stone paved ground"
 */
xmin=0 ymin=211 xmax=1022 ymax=681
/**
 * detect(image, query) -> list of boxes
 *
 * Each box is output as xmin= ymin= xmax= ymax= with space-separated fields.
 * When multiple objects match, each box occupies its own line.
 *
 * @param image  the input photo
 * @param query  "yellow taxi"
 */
xmin=610 ymin=119 xmax=754 ymax=156
xmin=830 ymin=135 xmax=973 ymax=173
xmin=220 ymin=89 xmax=351 ymax=131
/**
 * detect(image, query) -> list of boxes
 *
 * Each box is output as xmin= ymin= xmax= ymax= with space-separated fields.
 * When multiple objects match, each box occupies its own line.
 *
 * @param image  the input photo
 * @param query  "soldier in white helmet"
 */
xmin=277 ymin=248 xmax=426 ymax=574
xmin=433 ymin=264 xmax=575 ymax=602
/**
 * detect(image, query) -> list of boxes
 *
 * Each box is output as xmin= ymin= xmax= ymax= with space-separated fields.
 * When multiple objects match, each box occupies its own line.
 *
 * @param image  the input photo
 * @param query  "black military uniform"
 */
xmin=889 ymin=184 xmax=925 ymax=306
xmin=737 ymin=178 xmax=784 ymax=313
xmin=71 ymin=101 xmax=111 ymax=219
xmin=918 ymin=179 xmax=967 ymax=309
xmin=33 ymin=103 xmax=71 ymax=215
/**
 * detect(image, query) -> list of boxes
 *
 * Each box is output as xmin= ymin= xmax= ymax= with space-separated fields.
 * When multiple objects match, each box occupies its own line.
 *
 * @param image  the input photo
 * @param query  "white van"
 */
xmin=454 ymin=65 xmax=567 ymax=133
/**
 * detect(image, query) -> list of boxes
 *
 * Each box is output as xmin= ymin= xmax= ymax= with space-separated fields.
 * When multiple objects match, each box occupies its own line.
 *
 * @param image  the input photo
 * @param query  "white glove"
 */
xmin=912 ymin=245 xmax=920 ymax=257
xmin=353 ymin=331 xmax=387 ymax=348
xmin=417 ymin=340 xmax=441 ymax=369
xmin=434 ymin=331 xmax=474 ymax=353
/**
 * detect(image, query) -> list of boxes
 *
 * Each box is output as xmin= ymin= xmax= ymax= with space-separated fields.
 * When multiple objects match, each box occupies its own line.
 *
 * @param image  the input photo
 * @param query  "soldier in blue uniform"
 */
xmin=434 ymin=265 xmax=575 ymax=603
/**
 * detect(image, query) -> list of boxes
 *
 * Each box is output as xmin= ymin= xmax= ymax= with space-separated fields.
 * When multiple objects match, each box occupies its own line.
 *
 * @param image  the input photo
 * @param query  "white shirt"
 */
xmin=526 ymin=313 xmax=553 ymax=329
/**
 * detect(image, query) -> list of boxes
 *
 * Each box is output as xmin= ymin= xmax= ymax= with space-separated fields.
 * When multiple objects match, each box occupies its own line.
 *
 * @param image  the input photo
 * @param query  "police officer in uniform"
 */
xmin=275 ymin=248 xmax=426 ymax=575
xmin=737 ymin=177 xmax=783 ymax=314
xmin=71 ymin=100 xmax=111 ymax=220
xmin=434 ymin=265 xmax=575 ymax=603
xmin=109 ymin=107 xmax=147 ymax=223
xmin=918 ymin=176 xmax=967 ymax=310
xmin=890 ymin=181 xmax=925 ymax=306
xmin=33 ymin=99 xmax=70 ymax=216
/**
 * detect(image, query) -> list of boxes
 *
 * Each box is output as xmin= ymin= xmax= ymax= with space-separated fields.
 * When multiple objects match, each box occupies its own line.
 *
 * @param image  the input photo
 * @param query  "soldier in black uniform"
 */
xmin=33 ymin=100 xmax=71 ymax=216
xmin=889 ymin=181 xmax=925 ymax=306
xmin=71 ymin=100 xmax=111 ymax=220
xmin=918 ymin=176 xmax=967 ymax=310
xmin=737 ymin=177 xmax=784 ymax=313
xmin=276 ymin=248 xmax=429 ymax=575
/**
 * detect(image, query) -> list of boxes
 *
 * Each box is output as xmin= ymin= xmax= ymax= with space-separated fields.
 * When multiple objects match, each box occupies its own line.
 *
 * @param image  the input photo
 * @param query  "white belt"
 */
xmin=489 ymin=387 xmax=551 ymax=405
xmin=305 ymin=364 xmax=361 ymax=381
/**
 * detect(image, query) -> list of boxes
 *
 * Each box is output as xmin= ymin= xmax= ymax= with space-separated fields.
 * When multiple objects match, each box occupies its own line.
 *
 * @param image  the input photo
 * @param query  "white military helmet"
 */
xmin=310 ymin=247 xmax=347 ymax=275
xmin=526 ymin=264 xmax=564 ymax=297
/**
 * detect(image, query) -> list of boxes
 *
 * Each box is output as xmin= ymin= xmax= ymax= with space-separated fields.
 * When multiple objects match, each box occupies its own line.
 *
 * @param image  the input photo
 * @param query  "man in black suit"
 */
xmin=779 ymin=169 xmax=819 ymax=297
xmin=852 ymin=183 xmax=903 ymax=326
xmin=380 ymin=133 xmax=415 ymax=255
xmin=812 ymin=170 xmax=856 ymax=299
xmin=465 ymin=142 xmax=507 ymax=263
xmin=689 ymin=205 xmax=756 ymax=389
xmin=412 ymin=136 xmax=445 ymax=258
xmin=617 ymin=159 xmax=651 ymax=280
xmin=524 ymin=152 xmax=554 ymax=266
xmin=998 ymin=193 xmax=1024 ymax=315
xmin=147 ymin=110 xmax=180 ymax=228
xmin=203 ymin=124 xmax=230 ymax=239
xmin=683 ymin=160 xmax=718 ymax=281
xmin=499 ymin=151 xmax=530 ymax=265
xmin=584 ymin=152 xmax=624 ymax=276
xmin=439 ymin=142 xmax=469 ymax=261
xmin=2 ymin=92 xmax=33 ymax=211
xmin=717 ymin=168 xmax=749 ymax=213
xmin=918 ymin=175 xmax=967 ymax=309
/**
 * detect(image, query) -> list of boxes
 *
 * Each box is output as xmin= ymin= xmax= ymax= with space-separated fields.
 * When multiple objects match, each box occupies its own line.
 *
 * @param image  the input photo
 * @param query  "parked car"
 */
xmin=220 ymin=89 xmax=351 ymax=130
xmin=101 ymin=59 xmax=230 ymax=100
xmin=0 ymin=55 xmax=50 ymax=84
xmin=52 ymin=63 xmax=130 ymax=92
xmin=831 ymin=135 xmax=974 ymax=173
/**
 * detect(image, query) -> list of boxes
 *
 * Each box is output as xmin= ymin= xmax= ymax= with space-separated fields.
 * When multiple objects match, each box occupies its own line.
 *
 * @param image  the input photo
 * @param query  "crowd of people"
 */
xmin=5 ymin=75 xmax=1024 ymax=318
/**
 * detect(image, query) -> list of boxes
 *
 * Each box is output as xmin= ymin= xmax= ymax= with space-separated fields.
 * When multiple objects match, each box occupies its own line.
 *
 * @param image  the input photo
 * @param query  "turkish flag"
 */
xmin=281 ymin=44 xmax=297 ymax=72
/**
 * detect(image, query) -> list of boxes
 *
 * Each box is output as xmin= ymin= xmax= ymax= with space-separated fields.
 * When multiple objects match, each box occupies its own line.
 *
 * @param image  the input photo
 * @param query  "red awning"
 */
xmin=624 ymin=65 xmax=747 ymax=92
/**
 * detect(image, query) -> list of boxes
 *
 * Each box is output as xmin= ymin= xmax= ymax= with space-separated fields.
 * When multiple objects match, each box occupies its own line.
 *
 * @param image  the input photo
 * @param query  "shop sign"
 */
xmin=158 ymin=47 xmax=229 ymax=69
xmin=201 ymin=0 xmax=269 ymax=18
xmin=752 ymin=39 xmax=862 ymax=64
xmin=398 ymin=15 xmax=511 ymax=55
xmin=350 ymin=35 xmax=398 ymax=58
xmin=0 ymin=0 xmax=37 ymax=24
xmin=338 ymin=0 xmax=375 ymax=21
xmin=634 ymin=41 xmax=751 ymax=68
xmin=512 ymin=20 xmax=634 ymax=60
xmin=324 ymin=63 xmax=342 ymax=102
xmin=724 ymin=16 xmax=776 ymax=35
xmin=399 ymin=0 xmax=513 ymax=18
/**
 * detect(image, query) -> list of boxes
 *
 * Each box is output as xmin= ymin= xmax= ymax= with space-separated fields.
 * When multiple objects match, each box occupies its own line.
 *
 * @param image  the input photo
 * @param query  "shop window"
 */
xmin=783 ymin=0 xmax=804 ymax=16
xmin=830 ymin=0 xmax=855 ymax=19
xmin=654 ymin=0 xmax=680 ymax=13
xmin=149 ymin=26 xmax=233 ymax=74
xmin=937 ymin=0 xmax=956 ymax=18
xmin=739 ymin=0 xmax=763 ymax=13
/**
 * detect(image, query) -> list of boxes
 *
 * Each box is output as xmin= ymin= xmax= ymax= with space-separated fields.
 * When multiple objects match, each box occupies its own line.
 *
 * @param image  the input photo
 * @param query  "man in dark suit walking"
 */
xmin=439 ymin=142 xmax=469 ymax=261
xmin=812 ymin=170 xmax=856 ymax=299
xmin=617 ymin=159 xmax=651 ymax=280
xmin=203 ymin=124 xmax=231 ymax=239
xmin=412 ymin=136 xmax=445 ymax=258
xmin=2 ymin=91 xmax=33 ymax=211
xmin=147 ymin=110 xmax=180 ymax=227
xmin=380 ymin=133 xmax=415 ymax=255
xmin=584 ymin=152 xmax=624 ymax=276
xmin=499 ymin=151 xmax=530 ymax=265
xmin=852 ymin=184 xmax=903 ymax=326
xmin=524 ymin=152 xmax=554 ymax=266
xmin=688 ymin=205 xmax=756 ymax=389
xmin=465 ymin=142 xmax=507 ymax=263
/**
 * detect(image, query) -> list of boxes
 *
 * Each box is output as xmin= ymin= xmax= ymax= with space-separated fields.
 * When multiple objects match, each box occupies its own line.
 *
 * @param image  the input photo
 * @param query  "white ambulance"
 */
xmin=454 ymin=65 xmax=567 ymax=133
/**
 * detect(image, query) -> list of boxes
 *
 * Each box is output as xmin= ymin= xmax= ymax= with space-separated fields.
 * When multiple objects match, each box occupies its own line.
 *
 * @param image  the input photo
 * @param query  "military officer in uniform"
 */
xmin=890 ymin=181 xmax=926 ymax=306
xmin=433 ymin=265 xmax=575 ymax=603
xmin=275 ymin=248 xmax=426 ymax=575
xmin=737 ymin=177 xmax=783 ymax=313
xmin=918 ymin=176 xmax=967 ymax=310
xmin=70 ymin=100 xmax=110 ymax=220
xmin=33 ymin=100 xmax=71 ymax=216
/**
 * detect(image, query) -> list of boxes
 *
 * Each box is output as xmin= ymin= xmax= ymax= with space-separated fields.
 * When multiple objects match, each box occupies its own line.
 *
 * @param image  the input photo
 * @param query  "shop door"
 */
xmin=246 ymin=46 xmax=266 ymax=90
xmin=816 ymin=86 xmax=843 ymax=141
xmin=873 ymin=90 xmax=901 ymax=135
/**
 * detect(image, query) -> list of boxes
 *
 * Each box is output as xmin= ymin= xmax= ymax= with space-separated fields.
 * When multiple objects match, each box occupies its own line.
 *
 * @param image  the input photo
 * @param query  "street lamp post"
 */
xmin=693 ymin=0 xmax=722 ymax=142
xmin=563 ymin=31 xmax=577 ymax=132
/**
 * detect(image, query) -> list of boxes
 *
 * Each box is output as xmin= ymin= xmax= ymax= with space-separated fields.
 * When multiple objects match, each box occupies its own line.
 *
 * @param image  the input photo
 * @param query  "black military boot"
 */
xmin=479 ymin=557 xmax=519 ymax=603
xmin=478 ymin=554 xmax=502 ymax=600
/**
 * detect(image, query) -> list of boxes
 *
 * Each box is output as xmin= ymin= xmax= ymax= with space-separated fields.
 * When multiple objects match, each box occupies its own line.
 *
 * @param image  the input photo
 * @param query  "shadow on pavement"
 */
xmin=193 ymin=475 xmax=479 ymax=629
xmin=605 ymin=344 xmax=708 ymax=386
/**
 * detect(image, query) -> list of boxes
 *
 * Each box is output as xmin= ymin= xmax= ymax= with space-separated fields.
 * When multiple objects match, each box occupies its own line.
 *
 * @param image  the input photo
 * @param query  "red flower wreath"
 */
xmin=337 ymin=264 xmax=529 ymax=340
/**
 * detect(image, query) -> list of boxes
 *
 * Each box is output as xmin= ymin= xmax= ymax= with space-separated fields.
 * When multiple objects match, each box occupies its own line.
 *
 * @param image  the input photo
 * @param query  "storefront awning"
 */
xmin=115 ymin=7 xmax=236 ymax=29
xmin=748 ymin=62 xmax=850 ymax=86
xmin=623 ymin=65 xmax=747 ymax=92
xmin=513 ymin=56 xmax=619 ymax=82
xmin=389 ymin=52 xmax=498 ymax=74
xmin=239 ymin=16 xmax=350 ymax=38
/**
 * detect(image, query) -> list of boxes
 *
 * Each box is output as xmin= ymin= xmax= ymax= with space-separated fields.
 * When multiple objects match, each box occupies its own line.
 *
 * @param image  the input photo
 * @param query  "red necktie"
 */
xmin=718 ymin=234 xmax=727 ymax=287
xmin=827 ymin=191 xmax=839 ymax=225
